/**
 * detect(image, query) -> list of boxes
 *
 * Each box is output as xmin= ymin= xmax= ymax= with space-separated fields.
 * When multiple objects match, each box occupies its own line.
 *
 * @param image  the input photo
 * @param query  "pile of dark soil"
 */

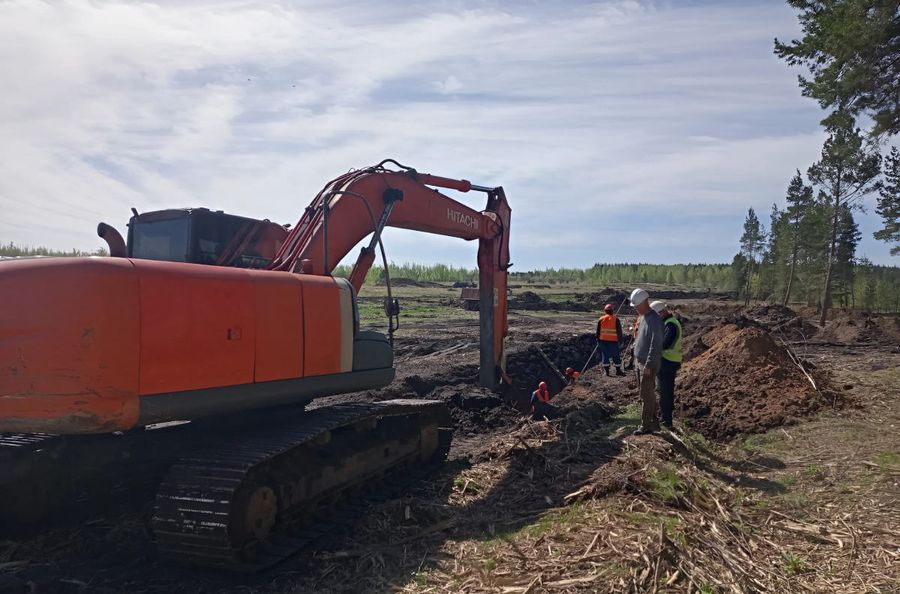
xmin=677 ymin=327 xmax=831 ymax=439
xmin=745 ymin=303 xmax=798 ymax=324
xmin=367 ymin=365 xmax=524 ymax=442
xmin=574 ymin=289 xmax=630 ymax=312
xmin=651 ymin=289 xmax=730 ymax=300
xmin=376 ymin=277 xmax=444 ymax=288
xmin=745 ymin=303 xmax=818 ymax=340
xmin=818 ymin=312 xmax=900 ymax=346
xmin=508 ymin=291 xmax=589 ymax=312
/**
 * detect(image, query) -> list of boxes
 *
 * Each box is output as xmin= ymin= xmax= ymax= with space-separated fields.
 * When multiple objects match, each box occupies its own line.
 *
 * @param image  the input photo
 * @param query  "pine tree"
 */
xmin=738 ymin=207 xmax=766 ymax=305
xmin=760 ymin=203 xmax=784 ymax=300
xmin=781 ymin=171 xmax=814 ymax=305
xmin=731 ymin=253 xmax=749 ymax=299
xmin=874 ymin=146 xmax=900 ymax=255
xmin=775 ymin=1 xmax=900 ymax=138
xmin=833 ymin=206 xmax=861 ymax=307
xmin=806 ymin=113 xmax=881 ymax=325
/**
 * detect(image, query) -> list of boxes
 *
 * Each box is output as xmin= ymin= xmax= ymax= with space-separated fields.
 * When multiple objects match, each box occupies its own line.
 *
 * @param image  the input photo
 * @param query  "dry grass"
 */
xmin=389 ymin=431 xmax=898 ymax=593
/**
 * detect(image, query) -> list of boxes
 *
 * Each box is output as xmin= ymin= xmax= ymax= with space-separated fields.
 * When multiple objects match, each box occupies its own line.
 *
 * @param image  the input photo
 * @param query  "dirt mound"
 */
xmin=744 ymin=303 xmax=818 ymax=340
xmin=575 ymin=289 xmax=629 ymax=311
xmin=508 ymin=291 xmax=588 ymax=312
xmin=369 ymin=364 xmax=524 ymax=442
xmin=745 ymin=303 xmax=798 ymax=325
xmin=681 ymin=321 xmax=752 ymax=362
xmin=376 ymin=277 xmax=444 ymax=288
xmin=818 ymin=312 xmax=900 ymax=346
xmin=677 ymin=327 xmax=831 ymax=439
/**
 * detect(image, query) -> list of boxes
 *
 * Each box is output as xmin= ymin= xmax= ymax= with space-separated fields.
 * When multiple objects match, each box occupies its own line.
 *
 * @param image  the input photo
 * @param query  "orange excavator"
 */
xmin=0 ymin=160 xmax=511 ymax=569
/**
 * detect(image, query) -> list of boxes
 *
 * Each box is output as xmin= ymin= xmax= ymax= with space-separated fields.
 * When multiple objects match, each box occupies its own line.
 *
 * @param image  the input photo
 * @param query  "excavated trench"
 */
xmin=370 ymin=333 xmax=608 ymax=444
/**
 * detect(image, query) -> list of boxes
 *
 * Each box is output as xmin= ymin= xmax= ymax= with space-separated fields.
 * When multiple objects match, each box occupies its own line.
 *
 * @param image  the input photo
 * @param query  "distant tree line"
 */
xmin=509 ymin=264 xmax=735 ymax=290
xmin=0 ymin=241 xmax=107 ymax=258
xmin=334 ymin=261 xmax=738 ymax=291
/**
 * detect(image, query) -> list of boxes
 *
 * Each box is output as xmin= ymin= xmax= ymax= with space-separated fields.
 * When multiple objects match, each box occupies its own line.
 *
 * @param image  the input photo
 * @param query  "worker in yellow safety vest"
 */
xmin=596 ymin=304 xmax=625 ymax=376
xmin=650 ymin=301 xmax=683 ymax=430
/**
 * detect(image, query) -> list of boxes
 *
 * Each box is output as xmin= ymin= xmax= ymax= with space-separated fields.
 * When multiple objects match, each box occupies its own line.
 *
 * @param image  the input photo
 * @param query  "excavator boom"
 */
xmin=270 ymin=160 xmax=511 ymax=388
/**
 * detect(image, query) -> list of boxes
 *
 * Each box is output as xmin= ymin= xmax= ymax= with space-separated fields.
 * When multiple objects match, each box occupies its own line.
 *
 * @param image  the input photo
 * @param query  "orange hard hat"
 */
xmin=565 ymin=367 xmax=574 ymax=374
xmin=604 ymin=304 xmax=614 ymax=313
xmin=539 ymin=381 xmax=547 ymax=390
xmin=573 ymin=371 xmax=581 ymax=378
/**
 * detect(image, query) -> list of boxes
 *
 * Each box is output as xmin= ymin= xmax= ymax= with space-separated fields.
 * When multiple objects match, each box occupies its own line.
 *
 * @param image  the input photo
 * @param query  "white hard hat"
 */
xmin=650 ymin=300 xmax=666 ymax=313
xmin=629 ymin=288 xmax=649 ymax=306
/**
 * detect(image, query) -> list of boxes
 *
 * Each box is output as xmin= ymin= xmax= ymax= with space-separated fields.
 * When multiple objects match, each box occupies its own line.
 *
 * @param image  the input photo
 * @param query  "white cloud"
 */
xmin=0 ymin=0 xmax=893 ymax=265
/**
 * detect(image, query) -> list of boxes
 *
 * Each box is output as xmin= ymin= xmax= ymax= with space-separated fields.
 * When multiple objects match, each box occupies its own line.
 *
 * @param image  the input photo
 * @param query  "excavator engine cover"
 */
xmin=0 ymin=257 xmax=394 ymax=434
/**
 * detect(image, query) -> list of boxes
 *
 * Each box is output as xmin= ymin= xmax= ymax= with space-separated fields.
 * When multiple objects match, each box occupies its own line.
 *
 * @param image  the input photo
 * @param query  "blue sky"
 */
xmin=0 ymin=0 xmax=896 ymax=267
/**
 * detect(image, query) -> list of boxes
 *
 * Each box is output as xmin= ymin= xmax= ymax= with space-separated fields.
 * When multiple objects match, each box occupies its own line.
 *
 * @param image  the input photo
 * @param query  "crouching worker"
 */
xmin=597 ymin=304 xmax=625 ymax=376
xmin=564 ymin=367 xmax=581 ymax=385
xmin=530 ymin=381 xmax=554 ymax=419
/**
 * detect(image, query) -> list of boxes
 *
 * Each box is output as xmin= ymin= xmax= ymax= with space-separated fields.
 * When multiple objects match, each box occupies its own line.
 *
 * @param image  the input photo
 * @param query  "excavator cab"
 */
xmin=126 ymin=208 xmax=288 ymax=269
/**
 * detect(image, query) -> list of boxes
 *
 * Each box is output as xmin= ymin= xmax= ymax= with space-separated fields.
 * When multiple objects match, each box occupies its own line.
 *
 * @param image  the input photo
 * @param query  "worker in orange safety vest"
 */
xmin=596 ymin=304 xmax=625 ymax=377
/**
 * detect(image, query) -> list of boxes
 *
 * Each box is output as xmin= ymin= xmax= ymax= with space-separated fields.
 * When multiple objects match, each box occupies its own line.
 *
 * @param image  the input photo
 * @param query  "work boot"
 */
xmin=603 ymin=366 xmax=610 ymax=376
xmin=615 ymin=367 xmax=626 ymax=377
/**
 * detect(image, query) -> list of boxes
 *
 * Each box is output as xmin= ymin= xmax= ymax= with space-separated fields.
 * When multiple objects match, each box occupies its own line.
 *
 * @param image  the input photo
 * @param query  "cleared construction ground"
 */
xmin=2 ymin=283 xmax=898 ymax=593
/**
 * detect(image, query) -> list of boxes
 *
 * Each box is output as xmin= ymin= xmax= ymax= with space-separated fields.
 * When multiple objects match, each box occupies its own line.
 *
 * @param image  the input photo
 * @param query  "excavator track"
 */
xmin=152 ymin=399 xmax=452 ymax=571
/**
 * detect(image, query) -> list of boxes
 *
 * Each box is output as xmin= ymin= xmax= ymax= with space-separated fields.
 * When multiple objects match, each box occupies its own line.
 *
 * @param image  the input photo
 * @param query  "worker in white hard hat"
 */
xmin=650 ymin=301 xmax=683 ymax=430
xmin=630 ymin=288 xmax=664 ymax=435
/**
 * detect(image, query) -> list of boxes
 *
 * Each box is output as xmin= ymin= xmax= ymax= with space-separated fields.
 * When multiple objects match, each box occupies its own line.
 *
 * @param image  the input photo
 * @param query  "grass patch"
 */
xmin=684 ymin=431 xmax=709 ymax=449
xmin=453 ymin=475 xmax=482 ymax=494
xmin=523 ymin=503 xmax=585 ymax=538
xmin=645 ymin=465 xmax=688 ymax=502
xmin=622 ymin=511 xmax=682 ymax=534
xmin=412 ymin=570 xmax=430 ymax=587
xmin=482 ymin=502 xmax=589 ymax=546
xmin=740 ymin=433 xmax=774 ymax=454
xmin=782 ymin=552 xmax=807 ymax=575
xmin=779 ymin=472 xmax=798 ymax=487
xmin=801 ymin=464 xmax=825 ymax=479
xmin=777 ymin=492 xmax=812 ymax=510
xmin=874 ymin=451 xmax=899 ymax=472
xmin=615 ymin=402 xmax=642 ymax=422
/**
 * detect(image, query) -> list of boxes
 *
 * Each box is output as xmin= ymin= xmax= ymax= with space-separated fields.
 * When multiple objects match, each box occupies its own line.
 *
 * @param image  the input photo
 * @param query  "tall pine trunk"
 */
xmin=818 ymin=197 xmax=840 ymax=327
xmin=783 ymin=237 xmax=798 ymax=306
xmin=743 ymin=259 xmax=753 ymax=306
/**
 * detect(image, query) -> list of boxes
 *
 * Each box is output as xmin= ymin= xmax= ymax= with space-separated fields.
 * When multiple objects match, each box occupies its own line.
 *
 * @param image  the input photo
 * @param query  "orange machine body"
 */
xmin=0 ymin=257 xmax=354 ymax=434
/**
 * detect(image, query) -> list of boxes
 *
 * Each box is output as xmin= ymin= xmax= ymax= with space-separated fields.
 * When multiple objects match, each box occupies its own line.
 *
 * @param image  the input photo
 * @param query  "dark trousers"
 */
xmin=599 ymin=341 xmax=622 ymax=367
xmin=657 ymin=360 xmax=680 ymax=425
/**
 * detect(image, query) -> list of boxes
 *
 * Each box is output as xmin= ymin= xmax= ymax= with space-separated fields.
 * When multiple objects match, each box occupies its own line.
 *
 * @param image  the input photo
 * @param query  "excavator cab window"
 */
xmin=129 ymin=215 xmax=190 ymax=262
xmin=128 ymin=209 xmax=287 ymax=268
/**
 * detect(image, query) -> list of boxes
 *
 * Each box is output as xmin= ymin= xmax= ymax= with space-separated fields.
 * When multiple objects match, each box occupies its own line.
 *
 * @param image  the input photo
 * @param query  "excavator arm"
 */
xmin=269 ymin=160 xmax=511 ymax=388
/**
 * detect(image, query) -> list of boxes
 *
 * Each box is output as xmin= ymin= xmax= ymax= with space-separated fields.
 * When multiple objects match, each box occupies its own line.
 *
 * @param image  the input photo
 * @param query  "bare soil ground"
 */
xmin=0 ymin=284 xmax=897 ymax=593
